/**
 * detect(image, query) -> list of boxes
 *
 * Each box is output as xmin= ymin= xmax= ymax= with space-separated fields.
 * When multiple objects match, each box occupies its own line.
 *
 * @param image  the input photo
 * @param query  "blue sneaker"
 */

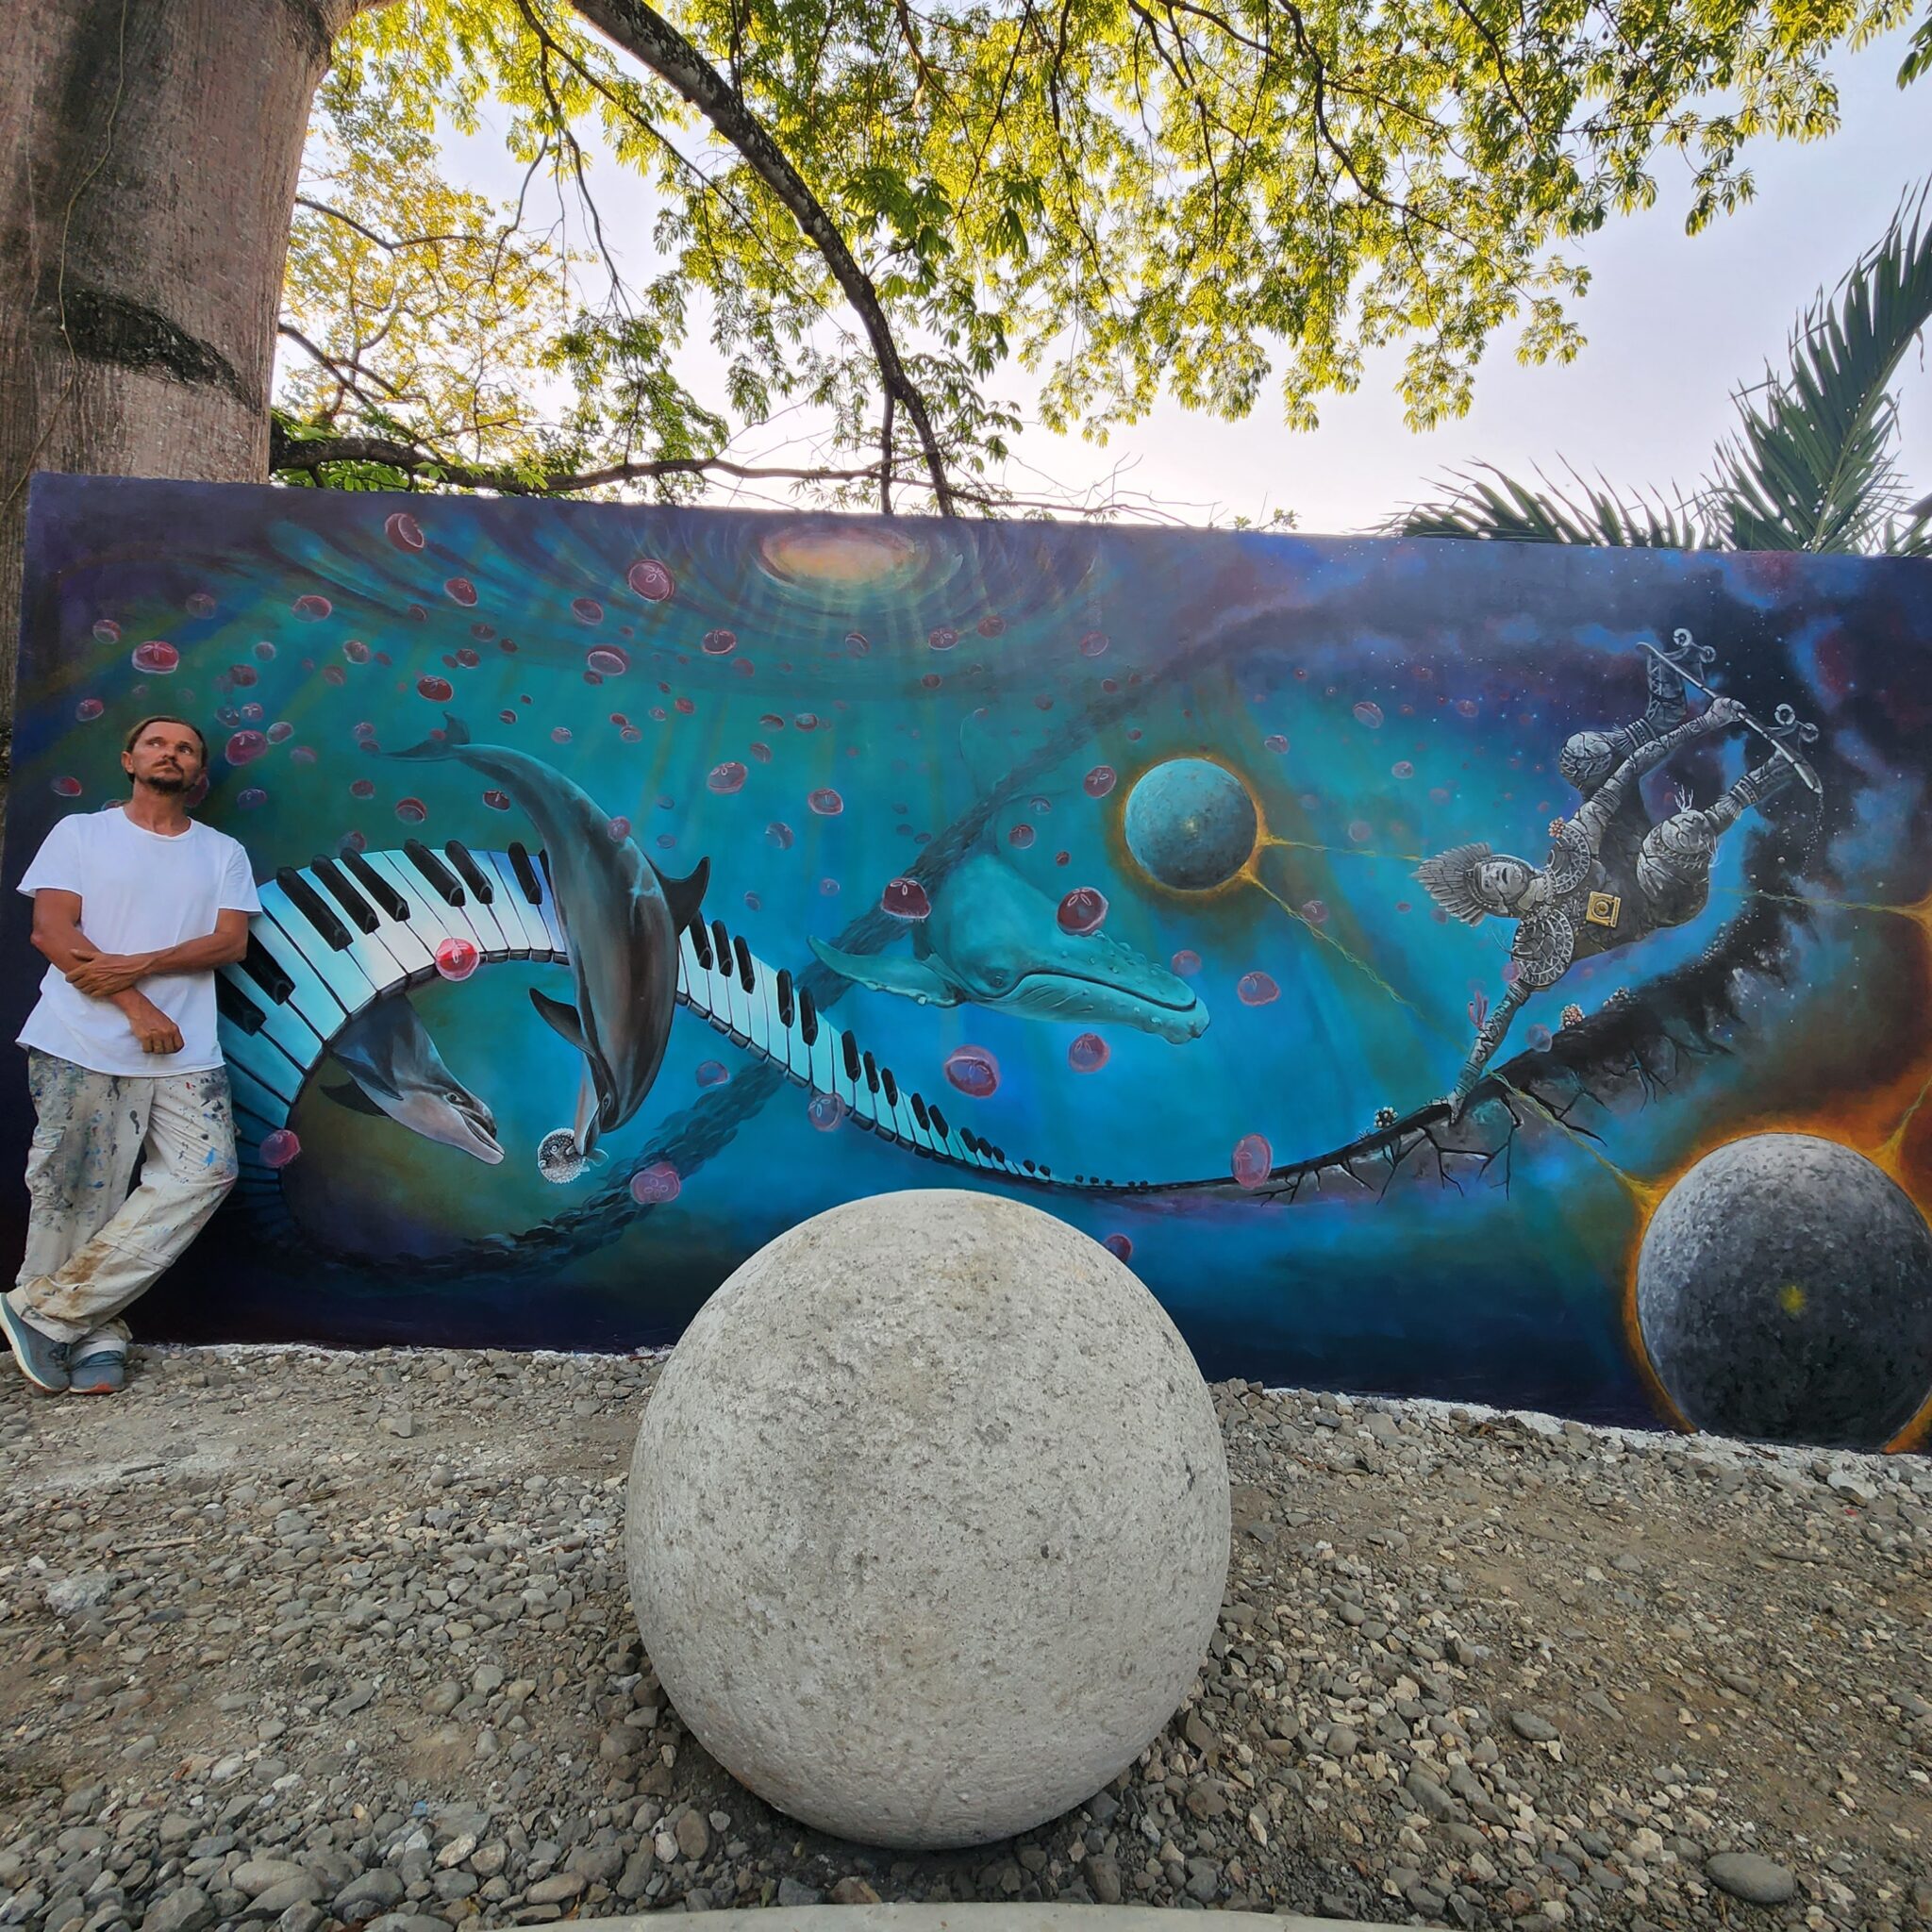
xmin=0 ymin=1294 xmax=72 ymax=1394
xmin=67 ymin=1351 xmax=125 ymax=1395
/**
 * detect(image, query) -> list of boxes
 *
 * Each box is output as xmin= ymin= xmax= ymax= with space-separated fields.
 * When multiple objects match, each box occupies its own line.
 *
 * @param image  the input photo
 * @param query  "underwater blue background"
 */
xmin=7 ymin=475 xmax=1931 ymax=1430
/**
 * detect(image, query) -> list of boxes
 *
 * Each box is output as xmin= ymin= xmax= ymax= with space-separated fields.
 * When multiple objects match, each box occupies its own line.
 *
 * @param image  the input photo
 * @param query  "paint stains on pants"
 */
xmin=8 ymin=1050 xmax=239 ymax=1351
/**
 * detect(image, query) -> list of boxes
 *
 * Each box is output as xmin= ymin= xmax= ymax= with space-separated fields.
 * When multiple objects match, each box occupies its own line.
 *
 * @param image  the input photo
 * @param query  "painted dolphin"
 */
xmin=323 ymin=996 xmax=504 ymax=1164
xmin=808 ymin=852 xmax=1208 ymax=1042
xmin=391 ymin=717 xmax=707 ymax=1158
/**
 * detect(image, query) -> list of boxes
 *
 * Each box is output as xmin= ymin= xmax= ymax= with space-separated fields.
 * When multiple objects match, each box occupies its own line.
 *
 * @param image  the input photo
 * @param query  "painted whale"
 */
xmin=808 ymin=852 xmax=1208 ymax=1043
xmin=391 ymin=716 xmax=707 ymax=1158
xmin=323 ymin=996 xmax=504 ymax=1164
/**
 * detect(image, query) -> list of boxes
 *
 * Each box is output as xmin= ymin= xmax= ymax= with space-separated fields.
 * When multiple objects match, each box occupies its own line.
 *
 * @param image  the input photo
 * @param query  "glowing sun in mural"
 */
xmin=756 ymin=521 xmax=924 ymax=589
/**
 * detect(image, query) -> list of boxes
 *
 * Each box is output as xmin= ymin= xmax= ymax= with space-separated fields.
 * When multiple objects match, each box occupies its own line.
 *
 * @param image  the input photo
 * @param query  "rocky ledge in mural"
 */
xmin=6 ymin=476 xmax=1930 ymax=1447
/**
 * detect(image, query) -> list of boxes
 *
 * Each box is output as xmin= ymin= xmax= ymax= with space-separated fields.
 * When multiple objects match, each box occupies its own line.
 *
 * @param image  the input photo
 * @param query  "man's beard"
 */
xmin=143 ymin=771 xmax=188 ymax=793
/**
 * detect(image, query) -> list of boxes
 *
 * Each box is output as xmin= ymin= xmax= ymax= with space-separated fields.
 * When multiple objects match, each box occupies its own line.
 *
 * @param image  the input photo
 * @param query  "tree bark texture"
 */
xmin=0 ymin=0 xmax=376 ymax=808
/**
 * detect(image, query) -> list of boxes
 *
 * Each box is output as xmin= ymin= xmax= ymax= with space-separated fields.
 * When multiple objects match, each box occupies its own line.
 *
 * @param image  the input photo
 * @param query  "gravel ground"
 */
xmin=3 ymin=1346 xmax=1929 ymax=1932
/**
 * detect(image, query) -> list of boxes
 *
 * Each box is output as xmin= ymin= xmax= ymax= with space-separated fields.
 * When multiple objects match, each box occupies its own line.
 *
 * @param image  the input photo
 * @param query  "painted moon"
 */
xmin=1635 ymin=1133 xmax=1932 ymax=1449
xmin=1122 ymin=758 xmax=1258 ymax=891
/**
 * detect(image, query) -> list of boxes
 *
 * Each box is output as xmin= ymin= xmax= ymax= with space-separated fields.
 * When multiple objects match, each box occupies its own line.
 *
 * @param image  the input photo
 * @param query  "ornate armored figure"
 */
xmin=1416 ymin=641 xmax=1815 ymax=1116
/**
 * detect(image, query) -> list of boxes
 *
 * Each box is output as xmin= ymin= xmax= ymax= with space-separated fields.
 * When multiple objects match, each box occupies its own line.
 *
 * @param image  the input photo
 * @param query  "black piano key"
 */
xmin=880 ymin=1066 xmax=898 ymax=1107
xmin=443 ymin=840 xmax=494 ymax=903
xmin=710 ymin=918 xmax=730 ymax=968
xmin=797 ymin=987 xmax=819 ymax=1046
xmin=508 ymin=842 xmax=544 ymax=906
xmin=910 ymin=1091 xmax=929 ymax=1130
xmin=404 ymin=838 xmax=465 ymax=907
xmin=689 ymin=919 xmax=713 ymax=971
xmin=993 ymin=1145 xmax=1007 ymax=1165
xmin=275 ymin=867 xmax=352 ymax=951
xmin=215 ymin=975 xmax=267 ymax=1036
xmin=928 ymin=1103 xmax=948 ymax=1140
xmin=239 ymin=934 xmax=294 ymax=1005
xmin=776 ymin=969 xmax=794 ymax=1027
xmin=340 ymin=847 xmax=408 ymax=921
xmin=841 ymin=1030 xmax=861 ymax=1082
xmin=310 ymin=856 xmax=380 ymax=935
xmin=733 ymin=935 xmax=754 ymax=995
xmin=962 ymin=1128 xmax=980 ymax=1156
xmin=1039 ymin=1163 xmax=1051 ymax=1179
xmin=861 ymin=1049 xmax=880 ymax=1095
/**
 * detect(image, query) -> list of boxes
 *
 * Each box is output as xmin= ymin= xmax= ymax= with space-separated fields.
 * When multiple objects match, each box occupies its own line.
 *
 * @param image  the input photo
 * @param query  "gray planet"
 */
xmin=1635 ymin=1131 xmax=1932 ymax=1449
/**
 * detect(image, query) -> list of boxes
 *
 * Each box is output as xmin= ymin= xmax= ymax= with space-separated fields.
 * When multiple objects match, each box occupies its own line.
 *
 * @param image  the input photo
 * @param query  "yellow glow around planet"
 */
xmin=757 ymin=523 xmax=924 ymax=587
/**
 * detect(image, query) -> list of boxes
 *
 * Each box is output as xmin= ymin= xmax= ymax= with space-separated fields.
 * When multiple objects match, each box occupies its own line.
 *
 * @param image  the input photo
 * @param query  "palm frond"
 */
xmin=1706 ymin=183 xmax=1932 ymax=552
xmin=1393 ymin=462 xmax=1705 ymax=547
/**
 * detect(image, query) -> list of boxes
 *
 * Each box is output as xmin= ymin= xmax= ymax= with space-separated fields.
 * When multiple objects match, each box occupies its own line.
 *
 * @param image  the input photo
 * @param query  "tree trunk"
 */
xmin=0 ymin=0 xmax=375 ymax=817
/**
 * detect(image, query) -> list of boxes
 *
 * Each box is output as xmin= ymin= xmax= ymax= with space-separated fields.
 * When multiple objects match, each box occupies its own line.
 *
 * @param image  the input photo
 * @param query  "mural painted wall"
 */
xmin=8 ymin=475 xmax=1932 ymax=1449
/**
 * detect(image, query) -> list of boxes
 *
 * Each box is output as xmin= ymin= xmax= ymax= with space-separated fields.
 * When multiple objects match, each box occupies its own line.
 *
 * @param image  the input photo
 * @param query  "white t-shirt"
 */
xmin=16 ymin=808 xmax=261 ymax=1077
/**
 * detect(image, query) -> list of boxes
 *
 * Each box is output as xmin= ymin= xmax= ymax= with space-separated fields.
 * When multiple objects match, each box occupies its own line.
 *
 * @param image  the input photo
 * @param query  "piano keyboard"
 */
xmin=216 ymin=844 xmax=1143 ymax=1198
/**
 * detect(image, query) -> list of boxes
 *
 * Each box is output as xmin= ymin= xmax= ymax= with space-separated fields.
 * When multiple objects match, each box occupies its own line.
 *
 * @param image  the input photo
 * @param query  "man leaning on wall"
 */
xmin=0 ymin=716 xmax=258 ymax=1395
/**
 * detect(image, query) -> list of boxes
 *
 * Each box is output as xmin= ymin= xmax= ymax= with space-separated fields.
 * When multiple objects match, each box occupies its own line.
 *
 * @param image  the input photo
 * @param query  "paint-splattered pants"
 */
xmin=7 ymin=1050 xmax=238 ymax=1353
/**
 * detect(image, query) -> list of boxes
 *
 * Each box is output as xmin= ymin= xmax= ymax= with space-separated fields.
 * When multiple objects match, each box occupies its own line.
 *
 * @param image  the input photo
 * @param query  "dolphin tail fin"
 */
xmin=808 ymin=936 xmax=958 ymax=1007
xmin=651 ymin=854 xmax=708 ymax=930
xmin=390 ymin=711 xmax=471 ymax=760
xmin=322 ymin=1078 xmax=388 ymax=1117
xmin=529 ymin=987 xmax=590 ymax=1053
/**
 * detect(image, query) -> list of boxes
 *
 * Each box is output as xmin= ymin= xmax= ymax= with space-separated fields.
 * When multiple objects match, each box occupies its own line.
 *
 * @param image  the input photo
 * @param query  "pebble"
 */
xmin=1704 ymin=1853 xmax=1799 ymax=1905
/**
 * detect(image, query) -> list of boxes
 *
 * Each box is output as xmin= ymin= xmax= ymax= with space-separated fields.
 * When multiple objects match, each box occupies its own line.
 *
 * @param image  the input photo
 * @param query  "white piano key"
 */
xmin=225 ymin=1058 xmax=292 ymax=1131
xmin=722 ymin=941 xmax=758 ymax=1047
xmin=675 ymin=927 xmax=706 ymax=1012
xmin=885 ymin=1088 xmax=926 ymax=1152
xmin=316 ymin=858 xmax=437 ymax=981
xmin=258 ymin=885 xmax=380 ymax=1018
xmin=219 ymin=961 xmax=325 ymax=1076
xmin=803 ymin=1016 xmax=841 ymax=1106
xmin=443 ymin=863 xmax=512 ymax=958
xmin=478 ymin=852 xmax=545 ymax=958
xmin=525 ymin=858 xmax=570 ymax=958
xmin=291 ymin=865 xmax=416 ymax=999
xmin=740 ymin=951 xmax=774 ymax=1059
xmin=358 ymin=853 xmax=479 ymax=972
xmin=244 ymin=914 xmax=352 ymax=1037
xmin=703 ymin=927 xmax=739 ymax=1037
xmin=219 ymin=1024 xmax=305 ymax=1108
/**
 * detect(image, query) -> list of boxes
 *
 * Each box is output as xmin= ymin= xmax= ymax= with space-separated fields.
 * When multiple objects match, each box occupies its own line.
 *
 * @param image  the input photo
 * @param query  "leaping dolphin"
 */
xmin=323 ymin=996 xmax=505 ymax=1164
xmin=391 ymin=717 xmax=707 ymax=1158
xmin=809 ymin=852 xmax=1208 ymax=1043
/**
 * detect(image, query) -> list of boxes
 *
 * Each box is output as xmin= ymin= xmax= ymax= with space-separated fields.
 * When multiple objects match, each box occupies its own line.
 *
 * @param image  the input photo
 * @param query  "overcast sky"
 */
xmin=427 ymin=25 xmax=1930 ymax=534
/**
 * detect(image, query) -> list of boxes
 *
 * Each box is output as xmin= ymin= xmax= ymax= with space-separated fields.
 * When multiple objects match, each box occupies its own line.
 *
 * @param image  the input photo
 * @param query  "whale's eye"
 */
xmin=986 ymin=967 xmax=1010 ymax=989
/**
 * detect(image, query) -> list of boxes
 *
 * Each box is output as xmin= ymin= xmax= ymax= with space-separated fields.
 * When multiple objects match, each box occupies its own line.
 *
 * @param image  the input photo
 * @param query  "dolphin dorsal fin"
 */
xmin=808 ymin=936 xmax=959 ymax=1007
xmin=651 ymin=856 xmax=709 ymax=930
xmin=528 ymin=988 xmax=590 ymax=1053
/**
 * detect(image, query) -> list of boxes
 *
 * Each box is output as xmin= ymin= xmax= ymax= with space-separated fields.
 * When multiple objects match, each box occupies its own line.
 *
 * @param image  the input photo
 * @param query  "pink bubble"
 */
xmin=241 ymin=703 xmax=263 ymax=723
xmin=880 ymin=877 xmax=931 ymax=920
xmin=260 ymin=1129 xmax=301 ymax=1170
xmin=435 ymin=935 xmax=479 ymax=982
xmin=842 ymin=629 xmax=871 ymax=657
xmin=1172 ymin=949 xmax=1202 ymax=976
xmin=808 ymin=1092 xmax=844 ymax=1132
xmin=550 ymin=726 xmax=572 ymax=744
xmin=702 ymin=628 xmax=738 ymax=656
xmin=1391 ymin=759 xmax=1414 ymax=778
xmin=608 ymin=817 xmax=631 ymax=841
xmin=927 ymin=626 xmax=958 ymax=652
xmin=225 ymin=730 xmax=268 ymax=765
xmin=253 ymin=641 xmax=275 ymax=661
xmin=1455 ymin=698 xmax=1479 ymax=718
xmin=587 ymin=646 xmax=629 ymax=676
xmin=482 ymin=790 xmax=510 ymax=811
xmin=130 ymin=641 xmax=178 ymax=675
xmin=1057 ymin=887 xmax=1108 ymax=936
xmin=629 ymin=1161 xmax=681 ymax=1205
xmin=266 ymin=721 xmax=291 ymax=743
xmin=572 ymin=597 xmax=605 ymax=625
xmin=758 ymin=712 xmax=786 ymax=730
xmin=1079 ymin=630 xmax=1109 ymax=658
xmin=1354 ymin=701 xmax=1384 ymax=728
xmin=341 ymin=829 xmax=365 ymax=851
xmin=290 ymin=747 xmax=316 ymax=766
xmin=621 ymin=725 xmax=641 ymax=742
xmin=75 ymin=698 xmax=104 ymax=722
xmin=351 ymin=778 xmax=375 ymax=800
xmin=228 ymin=662 xmax=258 ymax=688
xmin=1083 ymin=764 xmax=1117 ymax=798
xmin=921 ymin=673 xmax=942 ymax=690
xmin=943 ymin=1044 xmax=1000 ymax=1099
xmin=342 ymin=639 xmax=371 ymax=664
xmin=444 ymin=577 xmax=477 ymax=607
xmin=92 ymin=619 xmax=121 ymax=643
xmin=1103 ymin=1233 xmax=1133 ymax=1263
xmin=627 ymin=558 xmax=675 ymax=602
xmin=743 ymin=891 xmax=761 ymax=912
xmin=1263 ymin=734 xmax=1289 ymax=755
xmin=1068 ymin=1032 xmax=1109 ymax=1073
xmin=1237 ymin=970 xmax=1279 ymax=1007
xmin=819 ymin=877 xmax=840 ymax=896
xmin=51 ymin=775 xmax=82 ymax=798
xmin=1301 ymin=899 xmax=1328 ymax=924
xmin=322 ymin=666 xmax=346 ymax=687
xmin=1348 ymin=821 xmax=1373 ymax=843
xmin=793 ymin=712 xmax=820 ymax=732
xmin=395 ymin=797 xmax=427 ymax=824
xmin=747 ymin=742 xmax=772 ymax=764
xmin=415 ymin=675 xmax=454 ymax=704
xmin=766 ymin=821 xmax=794 ymax=849
xmin=1008 ymin=823 xmax=1036 ymax=849
xmin=695 ymin=1060 xmax=729 ymax=1089
xmin=237 ymin=787 xmax=268 ymax=811
xmin=291 ymin=595 xmax=332 ymax=622
xmin=675 ymin=697 xmax=694 ymax=715
xmin=708 ymin=761 xmax=747 ymax=794
xmin=457 ymin=645 xmax=482 ymax=664
xmin=808 ymin=787 xmax=843 ymax=816
xmin=1230 ymin=1133 xmax=1273 ymax=1191
xmin=385 ymin=510 xmax=425 ymax=552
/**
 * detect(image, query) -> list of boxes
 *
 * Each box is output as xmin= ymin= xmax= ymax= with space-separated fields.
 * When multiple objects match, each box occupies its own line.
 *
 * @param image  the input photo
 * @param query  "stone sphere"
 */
xmin=1123 ymin=757 xmax=1257 ymax=891
xmin=1635 ymin=1133 xmax=1932 ymax=1449
xmin=625 ymin=1189 xmax=1230 ymax=1848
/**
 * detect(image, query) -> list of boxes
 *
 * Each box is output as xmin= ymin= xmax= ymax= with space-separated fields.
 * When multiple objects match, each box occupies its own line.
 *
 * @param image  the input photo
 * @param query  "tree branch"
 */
xmin=561 ymin=0 xmax=958 ymax=514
